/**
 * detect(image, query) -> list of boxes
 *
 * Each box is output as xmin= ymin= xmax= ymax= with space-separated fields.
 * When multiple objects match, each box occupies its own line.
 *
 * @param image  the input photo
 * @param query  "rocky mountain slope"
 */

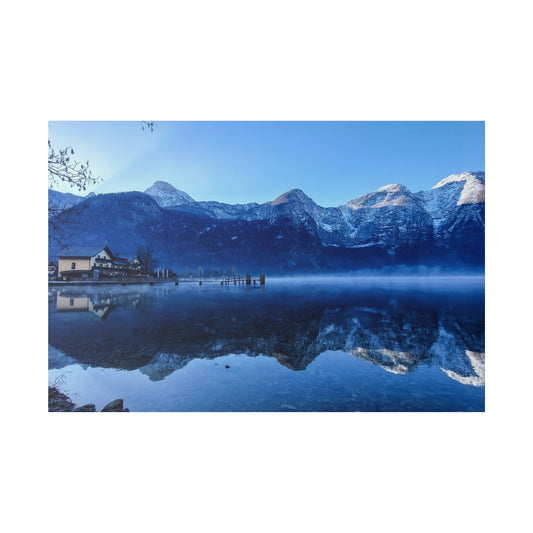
xmin=48 ymin=189 xmax=92 ymax=214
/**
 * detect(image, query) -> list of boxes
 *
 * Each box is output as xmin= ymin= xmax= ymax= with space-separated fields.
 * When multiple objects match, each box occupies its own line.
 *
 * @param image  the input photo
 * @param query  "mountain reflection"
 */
xmin=48 ymin=280 xmax=484 ymax=386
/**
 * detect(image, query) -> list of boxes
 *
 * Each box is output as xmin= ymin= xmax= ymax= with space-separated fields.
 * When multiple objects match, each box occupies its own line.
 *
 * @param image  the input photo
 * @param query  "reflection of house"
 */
xmin=57 ymin=246 xmax=143 ymax=280
xmin=56 ymin=294 xmax=90 ymax=312
xmin=56 ymin=290 xmax=142 ymax=319
xmin=57 ymin=294 xmax=113 ymax=319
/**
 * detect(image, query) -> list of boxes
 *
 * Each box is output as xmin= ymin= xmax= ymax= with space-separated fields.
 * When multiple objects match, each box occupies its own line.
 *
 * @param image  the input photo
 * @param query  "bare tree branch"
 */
xmin=141 ymin=121 xmax=156 ymax=132
xmin=136 ymin=245 xmax=157 ymax=275
xmin=48 ymin=140 xmax=102 ymax=192
xmin=48 ymin=121 xmax=156 ymax=249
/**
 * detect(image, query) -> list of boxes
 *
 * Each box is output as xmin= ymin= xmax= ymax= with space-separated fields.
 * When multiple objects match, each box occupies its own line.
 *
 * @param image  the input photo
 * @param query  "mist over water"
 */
xmin=48 ymin=276 xmax=484 ymax=411
xmin=268 ymin=273 xmax=485 ymax=285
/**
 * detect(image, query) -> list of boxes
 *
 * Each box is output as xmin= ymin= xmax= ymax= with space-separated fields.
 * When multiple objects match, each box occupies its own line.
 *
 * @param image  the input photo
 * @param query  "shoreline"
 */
xmin=48 ymin=386 xmax=129 ymax=412
xmin=49 ymin=279 xmax=175 ymax=287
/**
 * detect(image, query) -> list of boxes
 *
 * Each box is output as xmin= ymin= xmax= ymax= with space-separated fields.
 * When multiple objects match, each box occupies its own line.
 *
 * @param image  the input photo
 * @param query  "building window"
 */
xmin=71 ymin=262 xmax=76 ymax=269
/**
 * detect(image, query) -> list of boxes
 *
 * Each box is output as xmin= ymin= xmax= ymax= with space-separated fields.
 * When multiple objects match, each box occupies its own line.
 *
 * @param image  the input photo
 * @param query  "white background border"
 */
xmin=2 ymin=1 xmax=532 ymax=532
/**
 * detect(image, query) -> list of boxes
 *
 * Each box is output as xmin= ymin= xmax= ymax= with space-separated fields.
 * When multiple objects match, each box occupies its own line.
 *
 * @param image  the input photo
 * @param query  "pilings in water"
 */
xmin=172 ymin=274 xmax=266 ymax=287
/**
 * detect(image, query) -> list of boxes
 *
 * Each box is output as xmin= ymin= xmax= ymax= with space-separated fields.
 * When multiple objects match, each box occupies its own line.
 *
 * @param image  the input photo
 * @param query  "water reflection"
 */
xmin=49 ymin=279 xmax=485 ymax=389
xmin=55 ymin=289 xmax=142 ymax=319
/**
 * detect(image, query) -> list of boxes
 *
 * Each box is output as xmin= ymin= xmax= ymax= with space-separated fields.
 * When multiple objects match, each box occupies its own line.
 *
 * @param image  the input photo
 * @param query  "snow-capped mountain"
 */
xmin=416 ymin=171 xmax=485 ymax=237
xmin=335 ymin=183 xmax=434 ymax=250
xmin=162 ymin=173 xmax=483 ymax=253
xmin=49 ymin=171 xmax=485 ymax=271
xmin=144 ymin=180 xmax=195 ymax=207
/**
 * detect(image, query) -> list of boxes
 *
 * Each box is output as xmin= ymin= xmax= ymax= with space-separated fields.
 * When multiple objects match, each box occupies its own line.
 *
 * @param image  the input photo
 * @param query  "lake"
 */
xmin=48 ymin=276 xmax=485 ymax=412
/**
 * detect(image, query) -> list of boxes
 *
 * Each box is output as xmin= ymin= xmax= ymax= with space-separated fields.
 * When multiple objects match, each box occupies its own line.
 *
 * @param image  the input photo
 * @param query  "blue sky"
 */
xmin=48 ymin=121 xmax=484 ymax=206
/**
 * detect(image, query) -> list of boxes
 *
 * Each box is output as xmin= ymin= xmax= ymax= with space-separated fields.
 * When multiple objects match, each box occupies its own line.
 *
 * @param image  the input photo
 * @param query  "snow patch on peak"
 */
xmin=431 ymin=172 xmax=485 ymax=206
xmin=148 ymin=180 xmax=175 ymax=190
xmin=346 ymin=183 xmax=415 ymax=210
xmin=144 ymin=180 xmax=194 ymax=207
xmin=432 ymin=172 xmax=484 ymax=189
xmin=458 ymin=177 xmax=485 ymax=205
xmin=270 ymin=189 xmax=312 ymax=206
xmin=376 ymin=183 xmax=410 ymax=194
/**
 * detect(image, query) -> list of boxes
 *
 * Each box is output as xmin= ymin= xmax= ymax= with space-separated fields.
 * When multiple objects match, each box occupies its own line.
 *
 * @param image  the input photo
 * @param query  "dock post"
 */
xmin=199 ymin=280 xmax=202 ymax=285
xmin=260 ymin=274 xmax=265 ymax=285
xmin=246 ymin=274 xmax=251 ymax=285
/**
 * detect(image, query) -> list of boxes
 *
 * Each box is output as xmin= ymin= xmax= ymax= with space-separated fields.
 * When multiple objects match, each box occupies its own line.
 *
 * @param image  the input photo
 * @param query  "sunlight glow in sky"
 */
xmin=48 ymin=121 xmax=484 ymax=206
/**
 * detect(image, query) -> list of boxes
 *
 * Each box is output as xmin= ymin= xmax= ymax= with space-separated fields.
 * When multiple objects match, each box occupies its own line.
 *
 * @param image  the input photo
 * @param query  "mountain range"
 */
xmin=48 ymin=171 xmax=485 ymax=273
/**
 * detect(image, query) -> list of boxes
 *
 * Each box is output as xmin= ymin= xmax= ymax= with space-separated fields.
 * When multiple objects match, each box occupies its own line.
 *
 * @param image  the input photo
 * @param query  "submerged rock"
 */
xmin=101 ymin=399 xmax=125 ymax=412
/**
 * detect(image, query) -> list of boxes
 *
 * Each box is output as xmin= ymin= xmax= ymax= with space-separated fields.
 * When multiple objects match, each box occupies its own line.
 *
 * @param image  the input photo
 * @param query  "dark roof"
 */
xmin=58 ymin=246 xmax=114 ymax=259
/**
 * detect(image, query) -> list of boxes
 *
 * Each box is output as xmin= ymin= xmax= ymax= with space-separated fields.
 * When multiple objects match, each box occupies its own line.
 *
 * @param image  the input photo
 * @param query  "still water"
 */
xmin=48 ymin=277 xmax=485 ymax=412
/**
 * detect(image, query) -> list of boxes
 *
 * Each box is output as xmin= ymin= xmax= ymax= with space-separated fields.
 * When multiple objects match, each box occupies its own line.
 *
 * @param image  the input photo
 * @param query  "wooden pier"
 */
xmin=175 ymin=274 xmax=266 ymax=286
xmin=49 ymin=274 xmax=266 ymax=287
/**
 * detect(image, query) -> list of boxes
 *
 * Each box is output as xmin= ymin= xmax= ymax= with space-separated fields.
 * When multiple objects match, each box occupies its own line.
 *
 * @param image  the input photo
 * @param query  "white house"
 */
xmin=57 ymin=246 xmax=143 ymax=280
